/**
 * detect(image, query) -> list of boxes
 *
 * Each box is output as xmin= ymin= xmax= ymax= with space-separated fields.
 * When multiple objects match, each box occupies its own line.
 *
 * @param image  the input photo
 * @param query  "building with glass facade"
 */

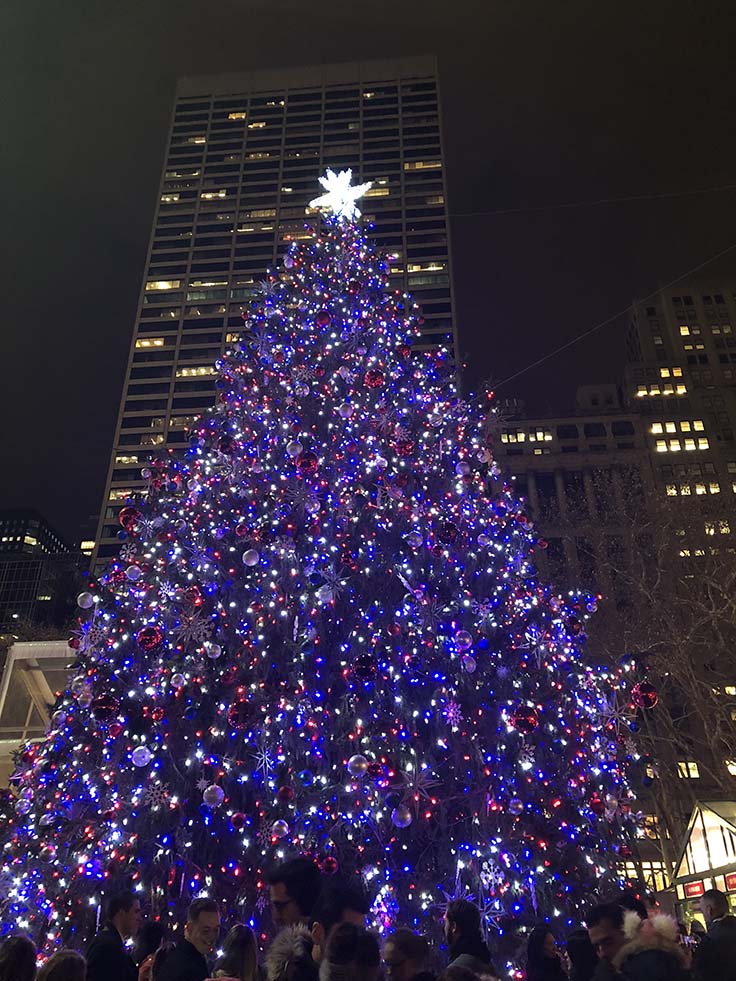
xmin=94 ymin=55 xmax=455 ymax=565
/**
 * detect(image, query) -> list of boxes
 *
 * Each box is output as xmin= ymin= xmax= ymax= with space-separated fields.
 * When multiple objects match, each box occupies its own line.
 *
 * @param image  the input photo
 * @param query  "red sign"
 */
xmin=725 ymin=873 xmax=736 ymax=891
xmin=685 ymin=881 xmax=705 ymax=898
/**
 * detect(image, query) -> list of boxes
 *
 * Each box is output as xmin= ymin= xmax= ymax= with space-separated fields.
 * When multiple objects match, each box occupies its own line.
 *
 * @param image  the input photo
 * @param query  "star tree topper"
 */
xmin=309 ymin=168 xmax=373 ymax=221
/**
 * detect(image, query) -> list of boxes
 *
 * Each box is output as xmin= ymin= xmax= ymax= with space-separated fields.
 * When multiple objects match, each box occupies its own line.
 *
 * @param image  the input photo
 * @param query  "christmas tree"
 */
xmin=0 ymin=170 xmax=642 ymax=964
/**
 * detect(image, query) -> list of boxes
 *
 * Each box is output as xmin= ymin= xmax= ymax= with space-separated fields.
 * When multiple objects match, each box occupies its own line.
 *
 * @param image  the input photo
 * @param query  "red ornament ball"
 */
xmin=366 ymin=761 xmax=384 ymax=779
xmin=364 ymin=369 xmax=385 ymax=389
xmin=136 ymin=626 xmax=163 ymax=651
xmin=321 ymin=855 xmax=339 ymax=874
xmin=347 ymin=280 xmax=361 ymax=295
xmin=231 ymin=812 xmax=246 ymax=830
xmin=108 ymin=722 xmax=123 ymax=739
xmin=118 ymin=507 xmax=142 ymax=532
xmin=510 ymin=705 xmax=539 ymax=735
xmin=185 ymin=585 xmax=203 ymax=607
xmin=276 ymin=785 xmax=295 ymax=804
xmin=296 ymin=450 xmax=319 ymax=476
xmin=589 ymin=794 xmax=606 ymax=816
xmin=316 ymin=310 xmax=331 ymax=327
xmin=631 ymin=681 xmax=659 ymax=710
xmin=227 ymin=698 xmax=250 ymax=730
xmin=91 ymin=694 xmax=120 ymax=723
xmin=398 ymin=344 xmax=412 ymax=359
xmin=151 ymin=706 xmax=165 ymax=723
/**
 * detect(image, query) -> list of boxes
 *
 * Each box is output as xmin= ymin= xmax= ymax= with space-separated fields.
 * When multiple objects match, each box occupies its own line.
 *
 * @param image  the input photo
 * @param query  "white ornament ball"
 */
xmin=305 ymin=497 xmax=321 ymax=516
xmin=508 ymin=798 xmax=524 ymax=816
xmin=40 ymin=843 xmax=56 ymax=862
xmin=477 ymin=534 xmax=491 ymax=547
xmin=243 ymin=549 xmax=260 ymax=567
xmin=77 ymin=690 xmax=93 ymax=709
xmin=284 ymin=255 xmax=294 ymax=269
xmin=203 ymin=784 xmax=225 ymax=808
xmin=406 ymin=531 xmax=423 ymax=549
xmin=286 ymin=441 xmax=303 ymax=458
xmin=455 ymin=630 xmax=473 ymax=652
xmin=271 ymin=819 xmax=290 ymax=838
xmin=338 ymin=403 xmax=354 ymax=418
xmin=15 ymin=799 xmax=32 ymax=816
xmin=375 ymin=456 xmax=388 ymax=469
xmin=205 ymin=642 xmax=222 ymax=660
xmin=347 ymin=754 xmax=369 ymax=777
xmin=391 ymin=805 xmax=413 ymax=828
xmin=77 ymin=592 xmax=95 ymax=609
xmin=171 ymin=673 xmax=186 ymax=690
xmin=462 ymin=655 xmax=477 ymax=674
xmin=455 ymin=461 xmax=471 ymax=476
xmin=131 ymin=746 xmax=153 ymax=768
xmin=126 ymin=565 xmax=143 ymax=581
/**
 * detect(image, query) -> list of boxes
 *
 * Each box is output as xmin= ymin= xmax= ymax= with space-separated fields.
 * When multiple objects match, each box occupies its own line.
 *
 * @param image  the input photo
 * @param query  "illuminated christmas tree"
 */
xmin=0 ymin=171 xmax=643 ymax=964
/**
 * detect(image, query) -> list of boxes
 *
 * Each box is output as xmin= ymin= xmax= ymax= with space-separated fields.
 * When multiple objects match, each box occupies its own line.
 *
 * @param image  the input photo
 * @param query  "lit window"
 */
xmin=655 ymin=439 xmax=667 ymax=452
xmin=676 ymin=384 xmax=687 ymax=394
xmin=189 ymin=136 xmax=206 ymax=144
xmin=247 ymin=151 xmax=271 ymax=159
xmin=248 ymin=121 xmax=266 ymax=129
xmin=364 ymin=187 xmax=390 ymax=197
xmin=160 ymin=193 xmax=180 ymax=203
xmin=637 ymin=385 xmax=647 ymax=397
xmin=720 ymin=519 xmax=731 ymax=534
xmin=109 ymin=489 xmax=133 ymax=502
xmin=680 ymin=484 xmax=691 ymax=495
xmin=201 ymin=190 xmax=227 ymax=200
xmin=650 ymin=385 xmax=661 ymax=396
xmin=665 ymin=484 xmax=677 ymax=496
xmin=681 ymin=421 xmax=692 ymax=432
xmin=228 ymin=111 xmax=246 ymax=120
xmin=665 ymin=421 xmax=677 ymax=433
xmin=425 ymin=195 xmax=445 ymax=204
xmin=680 ymin=325 xmax=690 ymax=336
xmin=141 ymin=434 xmax=165 ymax=446
xmin=403 ymin=160 xmax=442 ymax=171
xmin=169 ymin=416 xmax=198 ymax=429
xmin=669 ymin=439 xmax=682 ymax=451
xmin=23 ymin=535 xmax=38 ymax=546
xmin=281 ymin=186 xmax=293 ymax=194
xmin=695 ymin=483 xmax=706 ymax=495
xmin=684 ymin=438 xmax=696 ymax=451
xmin=651 ymin=422 xmax=663 ymax=434
xmin=710 ymin=482 xmax=721 ymax=494
xmin=242 ymin=208 xmax=276 ymax=219
xmin=725 ymin=686 xmax=736 ymax=696
xmin=145 ymin=280 xmax=181 ymax=291
xmin=673 ymin=367 xmax=683 ymax=377
xmin=135 ymin=337 xmax=165 ymax=348
xmin=363 ymin=91 xmax=376 ymax=99
xmin=660 ymin=367 xmax=671 ymax=378
xmin=225 ymin=332 xmax=241 ymax=343
xmin=726 ymin=761 xmax=736 ymax=776
xmin=407 ymin=262 xmax=446 ymax=273
xmin=115 ymin=455 xmax=139 ymax=464
xmin=677 ymin=761 xmax=700 ymax=778
xmin=693 ymin=420 xmax=705 ymax=431
xmin=175 ymin=365 xmax=217 ymax=378
xmin=698 ymin=438 xmax=710 ymax=449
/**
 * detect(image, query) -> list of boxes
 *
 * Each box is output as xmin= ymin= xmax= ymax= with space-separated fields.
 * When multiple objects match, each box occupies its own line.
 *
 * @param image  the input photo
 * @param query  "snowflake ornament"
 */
xmin=174 ymin=612 xmax=212 ymax=648
xmin=444 ymin=699 xmax=463 ymax=729
xmin=309 ymin=168 xmax=373 ymax=221
xmin=195 ymin=777 xmax=209 ymax=792
xmin=143 ymin=782 xmax=170 ymax=809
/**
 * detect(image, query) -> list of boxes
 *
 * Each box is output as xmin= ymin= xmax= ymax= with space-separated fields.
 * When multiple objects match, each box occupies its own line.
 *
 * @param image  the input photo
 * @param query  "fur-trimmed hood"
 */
xmin=266 ymin=925 xmax=318 ymax=981
xmin=613 ymin=910 xmax=688 ymax=972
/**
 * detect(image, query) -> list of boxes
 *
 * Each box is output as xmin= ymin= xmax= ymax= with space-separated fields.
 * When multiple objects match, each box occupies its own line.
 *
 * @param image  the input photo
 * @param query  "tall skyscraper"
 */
xmin=94 ymin=55 xmax=456 ymax=564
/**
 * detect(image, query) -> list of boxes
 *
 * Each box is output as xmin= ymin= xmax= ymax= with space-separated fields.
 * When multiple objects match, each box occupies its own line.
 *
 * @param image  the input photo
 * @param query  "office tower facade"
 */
xmin=0 ymin=510 xmax=83 ymax=630
xmin=626 ymin=282 xmax=736 ymax=504
xmin=94 ymin=55 xmax=456 ymax=564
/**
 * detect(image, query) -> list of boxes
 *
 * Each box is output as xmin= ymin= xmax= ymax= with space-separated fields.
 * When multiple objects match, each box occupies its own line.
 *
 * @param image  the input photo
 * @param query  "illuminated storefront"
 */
xmin=672 ymin=801 xmax=736 ymax=921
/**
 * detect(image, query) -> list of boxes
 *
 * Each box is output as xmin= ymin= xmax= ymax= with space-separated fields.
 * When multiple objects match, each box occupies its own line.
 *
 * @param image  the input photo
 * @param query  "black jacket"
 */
xmin=155 ymin=937 xmax=210 ymax=981
xmin=694 ymin=914 xmax=736 ymax=981
xmin=86 ymin=925 xmax=139 ymax=981
xmin=527 ymin=956 xmax=568 ymax=981
xmin=448 ymin=935 xmax=499 ymax=978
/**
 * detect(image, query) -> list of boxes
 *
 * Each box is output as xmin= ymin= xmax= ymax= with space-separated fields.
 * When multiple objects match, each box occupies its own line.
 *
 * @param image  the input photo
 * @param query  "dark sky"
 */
xmin=3 ymin=0 xmax=736 ymax=542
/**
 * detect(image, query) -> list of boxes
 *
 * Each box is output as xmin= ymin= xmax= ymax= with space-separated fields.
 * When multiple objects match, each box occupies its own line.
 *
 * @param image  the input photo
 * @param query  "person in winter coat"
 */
xmin=612 ymin=910 xmax=690 ymax=981
xmin=318 ymin=923 xmax=380 ymax=981
xmin=443 ymin=900 xmax=500 ymax=979
xmin=565 ymin=929 xmax=597 ymax=981
xmin=694 ymin=887 xmax=736 ymax=981
xmin=525 ymin=927 xmax=567 ymax=981
xmin=383 ymin=929 xmax=435 ymax=981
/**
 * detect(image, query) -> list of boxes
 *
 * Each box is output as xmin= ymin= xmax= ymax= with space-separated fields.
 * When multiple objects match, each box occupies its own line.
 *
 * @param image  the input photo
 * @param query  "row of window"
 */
xmin=654 ymin=437 xmax=710 ymax=452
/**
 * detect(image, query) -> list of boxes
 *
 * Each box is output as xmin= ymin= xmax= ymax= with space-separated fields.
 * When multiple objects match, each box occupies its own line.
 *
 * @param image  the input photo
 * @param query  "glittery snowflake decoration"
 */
xmin=309 ymin=168 xmax=372 ymax=221
xmin=173 ymin=612 xmax=212 ymax=648
xmin=195 ymin=777 xmax=209 ymax=792
xmin=444 ymin=699 xmax=463 ymax=729
xmin=143 ymin=782 xmax=170 ymax=809
xmin=119 ymin=542 xmax=138 ymax=563
xmin=400 ymin=762 xmax=439 ymax=802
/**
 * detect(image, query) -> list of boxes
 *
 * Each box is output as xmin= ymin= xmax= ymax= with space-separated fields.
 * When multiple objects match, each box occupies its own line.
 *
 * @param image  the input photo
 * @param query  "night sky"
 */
xmin=3 ymin=1 xmax=736 ymax=542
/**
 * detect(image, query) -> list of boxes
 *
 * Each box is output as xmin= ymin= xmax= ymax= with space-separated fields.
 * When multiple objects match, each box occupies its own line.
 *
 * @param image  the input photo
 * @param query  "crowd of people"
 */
xmin=0 ymin=859 xmax=734 ymax=981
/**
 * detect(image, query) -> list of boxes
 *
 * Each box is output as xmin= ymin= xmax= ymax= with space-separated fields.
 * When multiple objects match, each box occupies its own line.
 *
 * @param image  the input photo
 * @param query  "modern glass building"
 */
xmin=94 ymin=55 xmax=456 ymax=565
